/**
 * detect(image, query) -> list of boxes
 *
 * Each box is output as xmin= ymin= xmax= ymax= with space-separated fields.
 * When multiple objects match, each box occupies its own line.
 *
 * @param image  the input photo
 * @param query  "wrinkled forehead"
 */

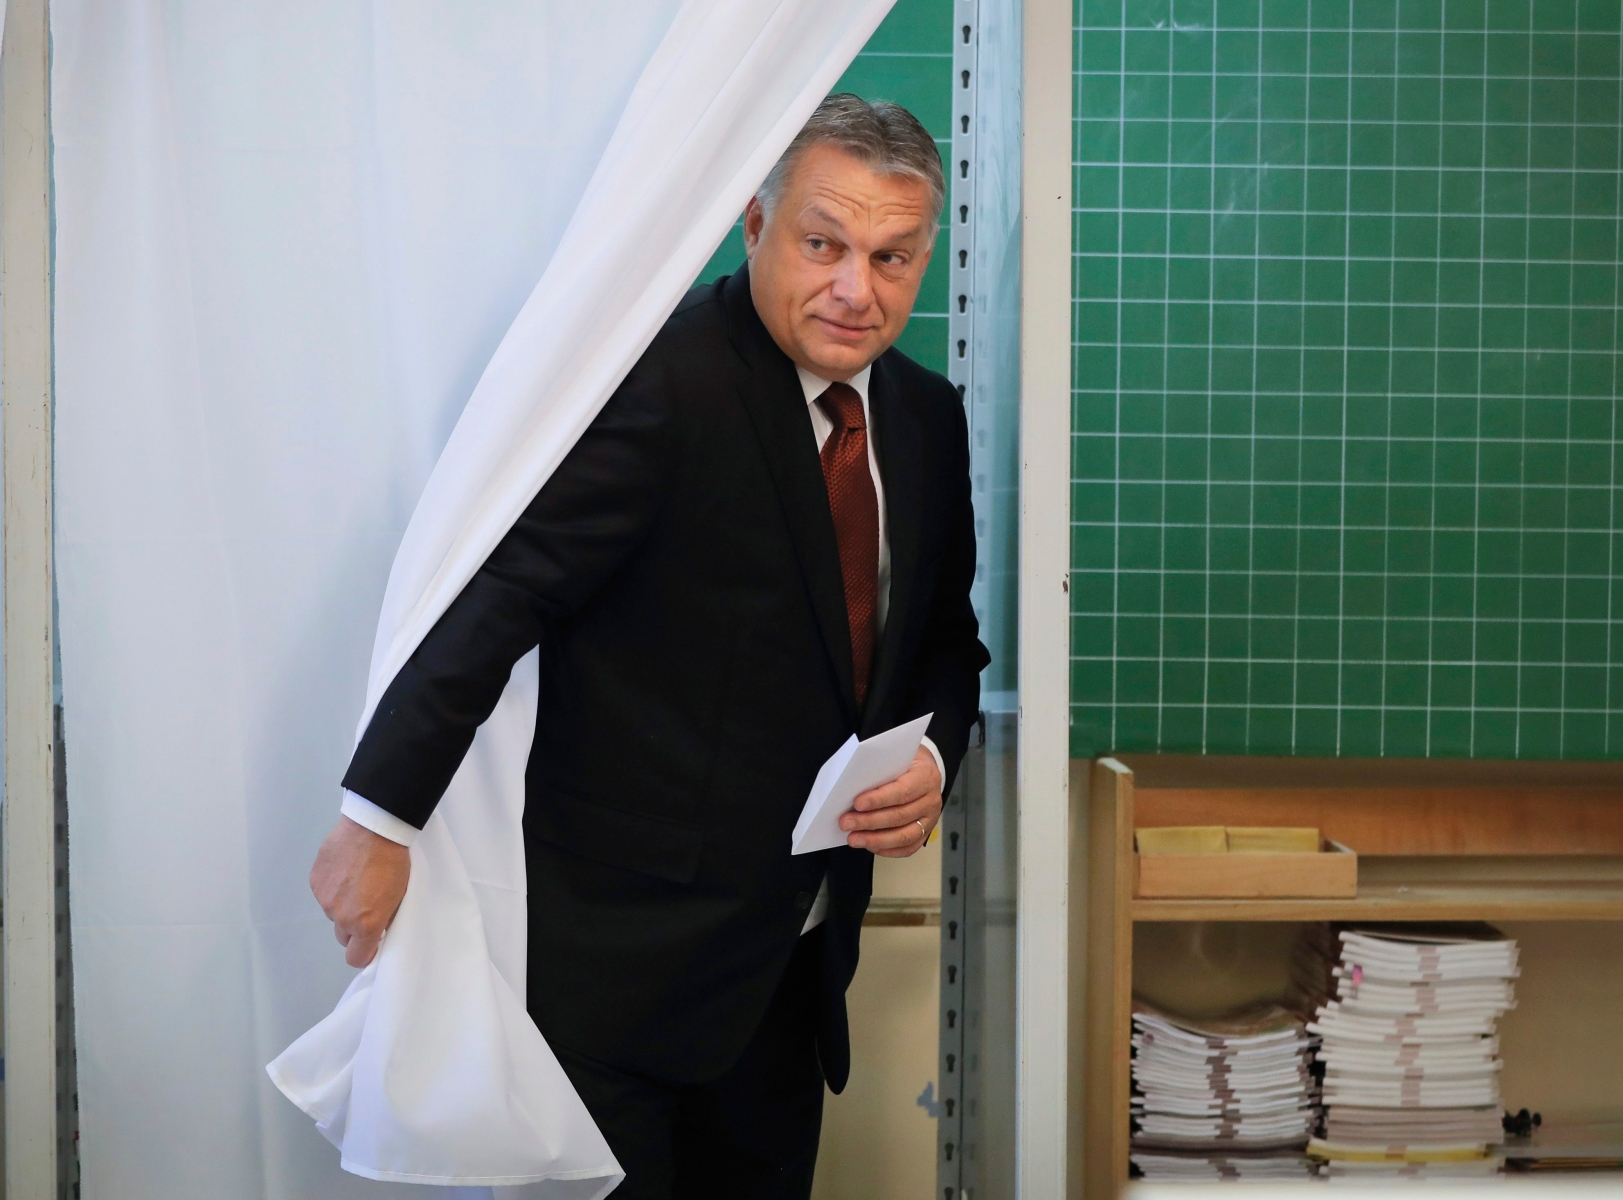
xmin=780 ymin=149 xmax=933 ymax=236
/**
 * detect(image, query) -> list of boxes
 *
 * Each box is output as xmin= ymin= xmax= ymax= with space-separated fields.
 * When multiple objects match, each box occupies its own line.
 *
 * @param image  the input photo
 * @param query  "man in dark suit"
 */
xmin=310 ymin=94 xmax=987 ymax=1199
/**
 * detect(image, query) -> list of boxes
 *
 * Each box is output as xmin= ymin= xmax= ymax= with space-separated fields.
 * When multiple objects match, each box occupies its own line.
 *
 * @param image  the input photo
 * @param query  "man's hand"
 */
xmin=839 ymin=746 xmax=942 ymax=858
xmin=310 ymin=816 xmax=411 ymax=968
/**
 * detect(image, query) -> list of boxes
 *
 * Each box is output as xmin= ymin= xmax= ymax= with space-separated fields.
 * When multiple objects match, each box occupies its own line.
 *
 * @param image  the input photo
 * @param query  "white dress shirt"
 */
xmin=344 ymin=362 xmax=945 ymax=935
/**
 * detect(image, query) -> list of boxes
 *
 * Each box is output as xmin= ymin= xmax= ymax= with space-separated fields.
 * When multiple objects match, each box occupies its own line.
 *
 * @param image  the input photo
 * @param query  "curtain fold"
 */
xmin=54 ymin=1 xmax=892 ymax=1194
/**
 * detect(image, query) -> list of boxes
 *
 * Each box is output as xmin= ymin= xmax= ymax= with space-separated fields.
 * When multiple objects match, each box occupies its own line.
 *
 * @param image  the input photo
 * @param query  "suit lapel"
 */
xmin=864 ymin=353 xmax=924 ymax=731
xmin=723 ymin=270 xmax=858 ymax=719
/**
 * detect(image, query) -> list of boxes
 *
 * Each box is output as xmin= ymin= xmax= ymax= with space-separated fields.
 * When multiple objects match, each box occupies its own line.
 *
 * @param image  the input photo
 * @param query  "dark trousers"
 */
xmin=553 ymin=927 xmax=827 ymax=1200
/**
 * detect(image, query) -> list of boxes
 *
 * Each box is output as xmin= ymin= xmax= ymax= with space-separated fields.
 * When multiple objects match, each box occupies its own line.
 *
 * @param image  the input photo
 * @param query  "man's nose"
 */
xmin=829 ymin=253 xmax=874 ymax=311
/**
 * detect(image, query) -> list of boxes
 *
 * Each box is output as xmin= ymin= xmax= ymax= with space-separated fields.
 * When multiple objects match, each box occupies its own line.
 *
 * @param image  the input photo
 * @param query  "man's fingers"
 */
xmin=344 ymin=930 xmax=382 ymax=969
xmin=844 ymin=792 xmax=940 ymax=847
xmin=850 ymin=761 xmax=931 ymax=813
xmin=850 ymin=814 xmax=933 ymax=854
xmin=335 ymin=914 xmax=388 ymax=951
xmin=842 ymin=793 xmax=936 ymax=835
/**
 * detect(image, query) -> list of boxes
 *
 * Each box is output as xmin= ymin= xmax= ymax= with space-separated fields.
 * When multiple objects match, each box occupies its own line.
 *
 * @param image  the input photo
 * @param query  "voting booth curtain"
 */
xmin=51 ymin=1 xmax=888 ymax=1195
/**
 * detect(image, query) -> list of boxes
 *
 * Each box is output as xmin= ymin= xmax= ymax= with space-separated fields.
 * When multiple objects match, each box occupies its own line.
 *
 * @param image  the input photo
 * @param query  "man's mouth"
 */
xmin=812 ymin=314 xmax=880 ymax=339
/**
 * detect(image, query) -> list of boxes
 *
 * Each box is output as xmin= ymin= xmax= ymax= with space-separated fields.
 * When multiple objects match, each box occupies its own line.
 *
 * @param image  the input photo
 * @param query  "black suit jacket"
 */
xmin=344 ymin=265 xmax=988 ymax=1090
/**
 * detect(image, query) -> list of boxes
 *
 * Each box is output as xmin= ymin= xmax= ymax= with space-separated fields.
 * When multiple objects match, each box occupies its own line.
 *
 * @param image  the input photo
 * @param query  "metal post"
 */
xmin=951 ymin=0 xmax=980 ymax=567
xmin=937 ymin=736 xmax=975 ymax=1198
xmin=3 ymin=0 xmax=61 ymax=1194
xmin=939 ymin=6 xmax=980 ymax=1190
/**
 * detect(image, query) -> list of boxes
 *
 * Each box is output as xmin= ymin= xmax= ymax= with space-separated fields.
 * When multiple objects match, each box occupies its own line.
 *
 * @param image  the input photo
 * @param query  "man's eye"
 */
xmin=807 ymin=238 xmax=828 ymax=251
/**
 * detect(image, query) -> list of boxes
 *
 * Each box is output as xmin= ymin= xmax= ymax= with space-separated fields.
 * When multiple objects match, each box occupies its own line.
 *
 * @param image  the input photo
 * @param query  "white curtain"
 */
xmin=51 ymin=1 xmax=887 ymax=1196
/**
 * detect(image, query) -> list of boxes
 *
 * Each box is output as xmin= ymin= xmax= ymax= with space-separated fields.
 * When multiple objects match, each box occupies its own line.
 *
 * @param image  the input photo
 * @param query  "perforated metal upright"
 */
xmin=939 ymin=3 xmax=980 ymax=1197
xmin=937 ymin=728 xmax=984 ymax=1200
xmin=951 ymin=1 xmax=984 ymax=630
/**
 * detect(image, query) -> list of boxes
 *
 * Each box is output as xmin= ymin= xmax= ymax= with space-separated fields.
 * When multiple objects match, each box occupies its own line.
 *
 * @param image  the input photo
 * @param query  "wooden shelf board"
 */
xmin=1133 ymin=882 xmax=1623 ymax=922
xmin=863 ymin=897 xmax=940 ymax=927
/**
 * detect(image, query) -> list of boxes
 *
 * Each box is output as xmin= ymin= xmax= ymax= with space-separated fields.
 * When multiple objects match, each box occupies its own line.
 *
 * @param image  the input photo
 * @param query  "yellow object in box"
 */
xmin=1134 ymin=826 xmax=1227 ymax=855
xmin=1226 ymin=826 xmax=1321 ymax=854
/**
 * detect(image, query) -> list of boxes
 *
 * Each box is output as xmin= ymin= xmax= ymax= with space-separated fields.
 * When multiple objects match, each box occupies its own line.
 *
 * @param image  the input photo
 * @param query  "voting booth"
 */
xmin=2 ymin=1 xmax=1075 ymax=1198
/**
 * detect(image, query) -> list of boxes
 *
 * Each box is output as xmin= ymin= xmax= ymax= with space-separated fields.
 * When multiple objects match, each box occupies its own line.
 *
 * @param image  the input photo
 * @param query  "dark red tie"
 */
xmin=816 ymin=383 xmax=880 ymax=708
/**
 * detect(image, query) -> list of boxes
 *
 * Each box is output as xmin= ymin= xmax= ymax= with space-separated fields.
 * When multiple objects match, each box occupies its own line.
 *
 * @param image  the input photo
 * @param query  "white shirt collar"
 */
xmin=796 ymin=363 xmax=872 ymax=410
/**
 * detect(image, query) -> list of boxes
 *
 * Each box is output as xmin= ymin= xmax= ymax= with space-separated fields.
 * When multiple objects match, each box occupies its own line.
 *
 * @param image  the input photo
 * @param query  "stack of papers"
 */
xmin=1129 ymin=1000 xmax=1321 ymax=1180
xmin=1305 ymin=925 xmax=1518 ymax=1181
xmin=1323 ymin=1156 xmax=1505 ymax=1182
xmin=1131 ymin=1150 xmax=1319 ymax=1182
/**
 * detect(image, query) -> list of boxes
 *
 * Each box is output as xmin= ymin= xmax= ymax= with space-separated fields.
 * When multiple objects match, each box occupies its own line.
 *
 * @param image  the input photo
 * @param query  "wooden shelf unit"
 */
xmin=1081 ymin=754 xmax=1623 ymax=1200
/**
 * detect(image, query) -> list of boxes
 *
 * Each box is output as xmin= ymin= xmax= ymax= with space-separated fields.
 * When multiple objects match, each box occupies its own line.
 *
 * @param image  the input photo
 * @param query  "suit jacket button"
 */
xmin=794 ymin=891 xmax=813 ymax=911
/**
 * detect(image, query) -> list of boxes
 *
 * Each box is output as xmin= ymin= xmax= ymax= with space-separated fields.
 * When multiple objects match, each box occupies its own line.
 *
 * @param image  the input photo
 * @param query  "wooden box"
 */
xmin=1133 ymin=835 xmax=1357 ymax=899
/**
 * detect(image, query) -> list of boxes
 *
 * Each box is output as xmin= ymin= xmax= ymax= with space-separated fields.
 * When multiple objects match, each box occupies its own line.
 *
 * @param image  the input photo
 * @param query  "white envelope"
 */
xmin=791 ymin=713 xmax=934 ymax=855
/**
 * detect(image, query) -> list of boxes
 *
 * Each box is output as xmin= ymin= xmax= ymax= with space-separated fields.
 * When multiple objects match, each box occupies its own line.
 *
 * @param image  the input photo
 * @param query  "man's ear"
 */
xmin=742 ymin=197 xmax=765 ymax=259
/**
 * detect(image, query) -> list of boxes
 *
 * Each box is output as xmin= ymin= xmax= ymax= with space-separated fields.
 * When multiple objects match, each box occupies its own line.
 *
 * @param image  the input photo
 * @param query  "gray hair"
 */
xmin=757 ymin=93 xmax=945 ymax=234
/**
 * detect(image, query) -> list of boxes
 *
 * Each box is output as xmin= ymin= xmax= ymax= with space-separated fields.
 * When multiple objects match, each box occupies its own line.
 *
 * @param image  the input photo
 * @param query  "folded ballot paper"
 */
xmin=791 ymin=714 xmax=933 ymax=854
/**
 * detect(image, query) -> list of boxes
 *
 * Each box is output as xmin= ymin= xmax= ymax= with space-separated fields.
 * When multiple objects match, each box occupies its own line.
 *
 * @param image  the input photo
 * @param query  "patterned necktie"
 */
xmin=816 ymin=382 xmax=880 ymax=709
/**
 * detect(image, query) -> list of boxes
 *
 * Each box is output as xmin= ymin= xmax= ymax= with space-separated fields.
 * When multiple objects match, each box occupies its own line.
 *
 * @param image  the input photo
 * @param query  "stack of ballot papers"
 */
xmin=1131 ymin=1150 xmax=1321 ymax=1182
xmin=1129 ymin=1000 xmax=1321 ymax=1180
xmin=1305 ymin=924 xmax=1519 ymax=1181
xmin=1322 ymin=1156 xmax=1506 ymax=1183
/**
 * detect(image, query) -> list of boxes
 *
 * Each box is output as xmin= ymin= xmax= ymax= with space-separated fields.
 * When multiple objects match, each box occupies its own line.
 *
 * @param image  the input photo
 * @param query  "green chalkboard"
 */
xmin=696 ymin=0 xmax=952 ymax=375
xmin=1071 ymin=0 xmax=1623 ymax=760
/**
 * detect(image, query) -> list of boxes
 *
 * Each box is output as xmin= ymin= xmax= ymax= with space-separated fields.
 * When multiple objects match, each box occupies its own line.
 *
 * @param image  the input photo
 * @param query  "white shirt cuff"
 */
xmin=341 ymin=789 xmax=420 ymax=847
xmin=920 ymin=735 xmax=947 ymax=793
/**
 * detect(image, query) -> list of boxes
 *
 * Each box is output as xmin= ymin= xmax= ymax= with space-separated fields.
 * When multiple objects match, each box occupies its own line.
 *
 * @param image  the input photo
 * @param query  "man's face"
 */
xmin=744 ymin=143 xmax=935 ymax=380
